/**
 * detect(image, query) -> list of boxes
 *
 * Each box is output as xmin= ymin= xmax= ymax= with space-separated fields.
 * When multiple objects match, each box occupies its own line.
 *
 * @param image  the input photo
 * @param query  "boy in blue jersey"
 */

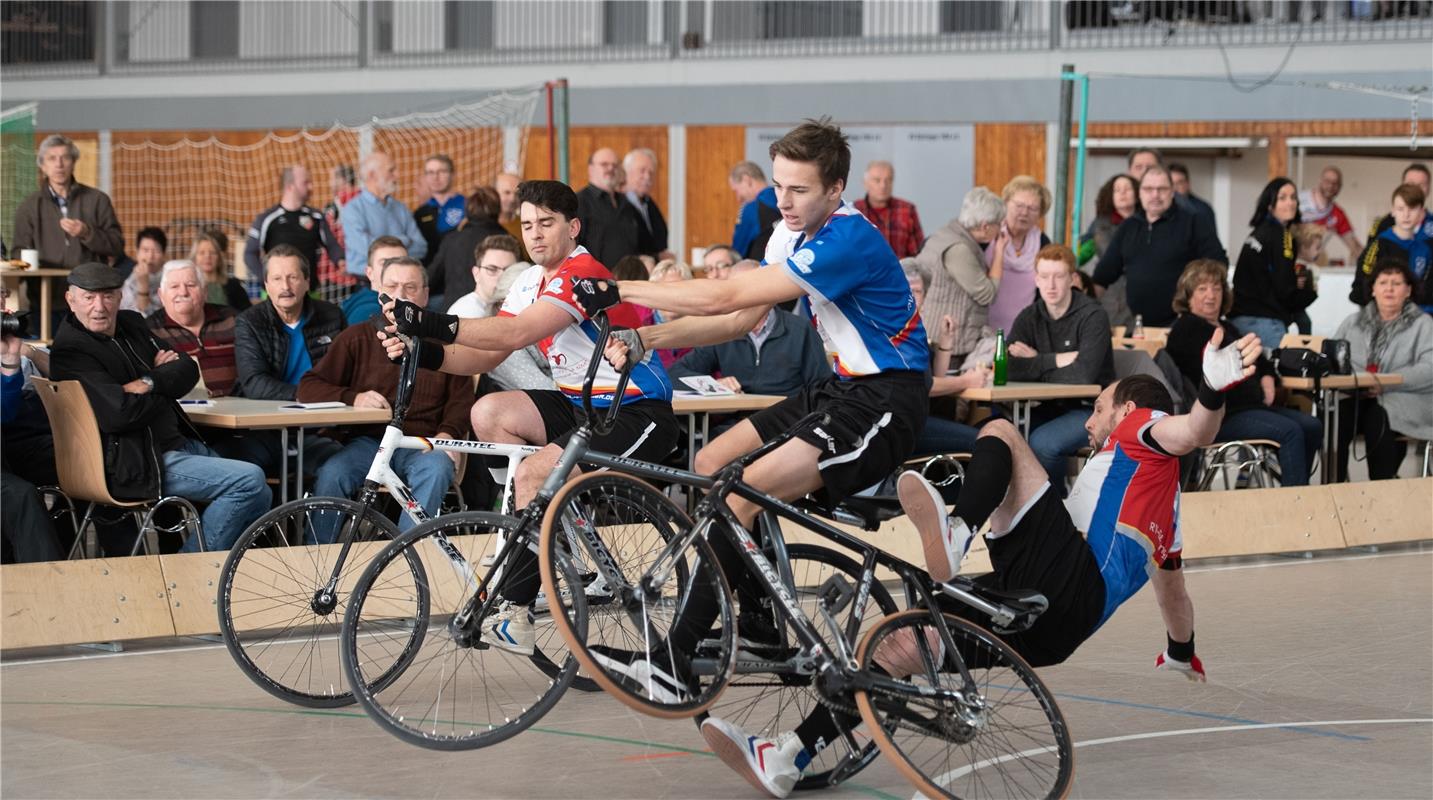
xmin=570 ymin=117 xmax=936 ymax=764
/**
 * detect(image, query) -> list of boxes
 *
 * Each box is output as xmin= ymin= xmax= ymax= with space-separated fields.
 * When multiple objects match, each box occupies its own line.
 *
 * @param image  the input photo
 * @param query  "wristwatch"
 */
xmin=140 ymin=375 xmax=155 ymax=391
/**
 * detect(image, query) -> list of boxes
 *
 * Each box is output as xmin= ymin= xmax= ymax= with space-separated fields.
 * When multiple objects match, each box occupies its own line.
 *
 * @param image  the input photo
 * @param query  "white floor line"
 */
xmin=920 ymin=718 xmax=1433 ymax=797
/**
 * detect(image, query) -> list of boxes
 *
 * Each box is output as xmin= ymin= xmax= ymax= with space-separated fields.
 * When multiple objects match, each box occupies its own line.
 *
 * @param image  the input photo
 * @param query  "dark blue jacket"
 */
xmin=670 ymin=309 xmax=829 ymax=397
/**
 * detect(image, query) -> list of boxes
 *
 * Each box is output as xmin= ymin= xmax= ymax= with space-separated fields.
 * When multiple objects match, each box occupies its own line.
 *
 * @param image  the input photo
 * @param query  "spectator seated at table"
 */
xmin=1228 ymin=177 xmax=1317 ymax=350
xmin=341 ymin=236 xmax=408 ymax=326
xmin=1333 ymin=257 xmax=1433 ymax=481
xmin=647 ymin=259 xmax=695 ymax=367
xmin=669 ymin=260 xmax=829 ymax=400
xmin=1164 ymin=259 xmax=1321 ymax=486
xmin=299 ymin=257 xmax=473 ymax=539
xmin=51 ymin=263 xmax=270 ymax=553
xmin=1005 ymin=244 xmax=1115 ymax=493
xmin=231 ymin=244 xmax=347 ymax=474
xmin=2 ymin=327 xmax=63 ymax=563
xmin=427 ymin=186 xmax=507 ymax=310
xmin=146 ymin=260 xmax=239 ymax=398
xmin=901 ymin=258 xmax=990 ymax=458
xmin=190 ymin=230 xmax=252 ymax=311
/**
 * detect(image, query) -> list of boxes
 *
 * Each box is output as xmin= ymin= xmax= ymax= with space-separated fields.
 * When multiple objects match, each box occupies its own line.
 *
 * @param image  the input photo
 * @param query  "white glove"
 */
xmin=1201 ymin=336 xmax=1247 ymax=392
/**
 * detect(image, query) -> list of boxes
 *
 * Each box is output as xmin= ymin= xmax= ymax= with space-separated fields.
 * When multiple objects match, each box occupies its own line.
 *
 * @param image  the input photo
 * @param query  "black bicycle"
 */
xmin=535 ymin=418 xmax=1075 ymax=798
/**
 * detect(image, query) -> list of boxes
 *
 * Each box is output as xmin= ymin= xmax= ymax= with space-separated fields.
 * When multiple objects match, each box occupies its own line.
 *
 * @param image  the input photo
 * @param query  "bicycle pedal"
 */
xmin=818 ymin=573 xmax=854 ymax=616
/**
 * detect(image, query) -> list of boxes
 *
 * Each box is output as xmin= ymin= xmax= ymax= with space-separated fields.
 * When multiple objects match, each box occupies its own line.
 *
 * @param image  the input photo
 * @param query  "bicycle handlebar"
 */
xmin=391 ymin=331 xmax=422 ymax=427
xmin=580 ymin=310 xmax=634 ymax=437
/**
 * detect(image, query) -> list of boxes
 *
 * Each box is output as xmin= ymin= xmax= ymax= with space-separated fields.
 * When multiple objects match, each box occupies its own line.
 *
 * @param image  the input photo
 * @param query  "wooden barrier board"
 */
xmin=1327 ymin=477 xmax=1433 ymax=547
xmin=1 ymin=557 xmax=173 ymax=650
xmin=1179 ymin=486 xmax=1346 ymax=557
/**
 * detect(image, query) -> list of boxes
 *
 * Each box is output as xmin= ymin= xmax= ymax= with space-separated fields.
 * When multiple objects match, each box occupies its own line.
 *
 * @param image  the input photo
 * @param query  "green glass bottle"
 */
xmin=993 ymin=328 xmax=1007 ymax=386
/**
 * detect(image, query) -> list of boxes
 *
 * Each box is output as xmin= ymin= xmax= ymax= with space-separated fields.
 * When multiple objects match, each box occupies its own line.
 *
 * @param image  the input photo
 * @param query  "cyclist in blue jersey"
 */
xmin=571 ymin=116 xmax=933 ymax=742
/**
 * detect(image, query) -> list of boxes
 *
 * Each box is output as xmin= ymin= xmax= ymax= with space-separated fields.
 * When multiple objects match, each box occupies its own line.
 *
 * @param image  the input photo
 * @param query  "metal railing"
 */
xmin=2 ymin=1 xmax=1429 ymax=78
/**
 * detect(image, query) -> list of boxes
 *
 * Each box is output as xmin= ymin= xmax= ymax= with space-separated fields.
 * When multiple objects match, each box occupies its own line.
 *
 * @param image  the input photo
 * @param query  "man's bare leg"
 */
xmin=472 ymin=391 xmax=549 ymax=447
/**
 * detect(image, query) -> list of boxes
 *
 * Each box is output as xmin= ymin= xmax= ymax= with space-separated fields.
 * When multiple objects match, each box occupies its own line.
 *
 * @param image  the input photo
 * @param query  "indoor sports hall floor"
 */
xmin=3 ymin=544 xmax=1430 ymax=799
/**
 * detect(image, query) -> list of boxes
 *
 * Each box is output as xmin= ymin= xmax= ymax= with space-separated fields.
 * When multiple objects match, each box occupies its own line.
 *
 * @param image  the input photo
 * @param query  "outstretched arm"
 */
xmin=1151 ymin=565 xmax=1205 ymax=681
xmin=618 ymin=264 xmax=805 ymax=318
xmin=1148 ymin=328 xmax=1261 ymax=456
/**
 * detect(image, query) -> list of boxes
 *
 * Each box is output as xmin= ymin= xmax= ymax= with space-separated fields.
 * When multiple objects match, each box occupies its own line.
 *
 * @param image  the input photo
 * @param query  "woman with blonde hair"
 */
xmin=647 ymin=259 xmax=694 ymax=366
xmin=189 ymin=229 xmax=251 ymax=310
xmin=986 ymin=175 xmax=1052 ymax=332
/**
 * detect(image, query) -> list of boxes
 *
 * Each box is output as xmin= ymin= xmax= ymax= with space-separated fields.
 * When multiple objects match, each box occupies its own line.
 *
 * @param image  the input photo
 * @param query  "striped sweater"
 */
xmin=146 ymin=304 xmax=239 ymax=397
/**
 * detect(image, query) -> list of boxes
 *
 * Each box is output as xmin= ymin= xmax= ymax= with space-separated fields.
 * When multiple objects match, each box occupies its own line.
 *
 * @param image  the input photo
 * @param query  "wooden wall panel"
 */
xmin=685 ymin=125 xmax=746 ymax=259
xmin=522 ymin=125 xmax=669 ymax=216
xmin=974 ymin=123 xmax=1046 ymax=196
xmin=1080 ymin=119 xmax=1413 ymax=138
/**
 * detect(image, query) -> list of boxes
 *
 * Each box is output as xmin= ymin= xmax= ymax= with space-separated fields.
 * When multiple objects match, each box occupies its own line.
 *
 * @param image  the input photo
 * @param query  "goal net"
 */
xmin=1 ymin=103 xmax=37 ymax=253
xmin=111 ymin=87 xmax=545 ymax=302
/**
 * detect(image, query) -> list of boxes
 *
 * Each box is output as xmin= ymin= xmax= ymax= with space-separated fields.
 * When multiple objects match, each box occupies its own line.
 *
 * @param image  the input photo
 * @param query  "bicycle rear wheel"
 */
xmin=703 ymin=543 xmax=899 ymax=791
xmin=853 ymin=609 xmax=1074 ymax=800
xmin=217 ymin=497 xmax=413 ymax=708
xmin=538 ymin=471 xmax=736 ymax=720
xmin=341 ymin=511 xmax=579 ymax=750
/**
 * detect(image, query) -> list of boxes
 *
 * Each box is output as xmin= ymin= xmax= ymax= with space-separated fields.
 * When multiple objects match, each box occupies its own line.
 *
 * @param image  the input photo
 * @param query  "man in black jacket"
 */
xmin=51 ymin=263 xmax=270 ymax=553
xmin=1093 ymin=166 xmax=1227 ymax=327
xmin=1008 ymin=245 xmax=1116 ymax=493
xmin=576 ymin=147 xmax=642 ymax=267
xmin=232 ymin=245 xmax=346 ymax=473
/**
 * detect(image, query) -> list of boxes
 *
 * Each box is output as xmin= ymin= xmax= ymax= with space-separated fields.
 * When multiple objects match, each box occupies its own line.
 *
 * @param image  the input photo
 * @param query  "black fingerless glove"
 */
xmin=571 ymin=276 xmax=622 ymax=318
xmin=392 ymin=298 xmax=459 ymax=345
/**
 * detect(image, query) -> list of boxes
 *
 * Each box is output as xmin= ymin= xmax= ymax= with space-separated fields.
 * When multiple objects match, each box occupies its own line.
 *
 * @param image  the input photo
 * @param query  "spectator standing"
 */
xmin=1228 ymin=178 xmax=1317 ymax=349
xmin=1298 ymin=166 xmax=1362 ymax=258
xmin=341 ymin=237 xmax=408 ymax=325
xmin=300 ymin=257 xmax=472 ymax=536
xmin=321 ymin=164 xmax=360 ymax=289
xmin=1352 ymin=183 xmax=1433 ymax=313
xmin=234 ymin=244 xmax=346 ymax=401
xmin=1167 ymin=162 xmax=1216 ymax=221
xmin=669 ymin=261 xmax=829 ymax=397
xmin=1093 ymin=166 xmax=1227 ymax=327
xmin=1363 ymin=163 xmax=1431 ymax=242
xmin=120 ymin=227 xmax=168 ymax=316
xmin=1333 ymin=259 xmax=1433 ymax=480
xmin=1166 ymin=259 xmax=1320 ymax=485
xmin=243 ymin=165 xmax=344 ymax=285
xmin=986 ymin=176 xmax=1052 ymax=333
xmin=624 ymin=148 xmax=672 ymax=260
xmin=1079 ymin=173 xmax=1138 ymax=328
xmin=12 ymin=134 xmax=124 ymax=269
xmin=340 ymin=151 xmax=427 ymax=280
xmin=576 ymin=147 xmax=643 ymax=267
xmin=427 ymin=186 xmax=507 ymax=307
xmin=51 ymin=263 xmax=270 ymax=552
xmin=729 ymin=160 xmax=781 ymax=260
xmin=1006 ymin=244 xmax=1115 ymax=492
xmin=914 ymin=186 xmax=1006 ymax=363
xmin=190 ymin=230 xmax=251 ymax=311
xmin=412 ymin=154 xmax=465 ymax=265
xmin=146 ymin=260 xmax=239 ymax=397
xmin=854 ymin=160 xmax=924 ymax=259
xmin=1127 ymin=147 xmax=1213 ymax=223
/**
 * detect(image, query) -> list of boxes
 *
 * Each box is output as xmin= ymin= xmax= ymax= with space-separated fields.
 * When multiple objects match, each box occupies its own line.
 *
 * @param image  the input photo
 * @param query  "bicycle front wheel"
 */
xmin=341 ymin=511 xmax=577 ymax=750
xmin=853 ymin=609 xmax=1074 ymax=800
xmin=217 ymin=497 xmax=410 ymax=708
xmin=538 ymin=471 xmax=736 ymax=720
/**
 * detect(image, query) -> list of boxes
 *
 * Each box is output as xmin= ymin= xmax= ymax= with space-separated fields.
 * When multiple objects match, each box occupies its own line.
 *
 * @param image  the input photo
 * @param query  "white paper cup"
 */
xmin=19 ymin=249 xmax=39 ymax=269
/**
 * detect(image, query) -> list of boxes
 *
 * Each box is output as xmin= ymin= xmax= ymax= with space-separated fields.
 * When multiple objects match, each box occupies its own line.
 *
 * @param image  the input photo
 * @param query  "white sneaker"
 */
xmin=481 ymin=602 xmax=535 ymax=655
xmin=898 ymin=470 xmax=972 ymax=583
xmin=587 ymin=645 xmax=691 ymax=705
xmin=701 ymin=716 xmax=804 ymax=799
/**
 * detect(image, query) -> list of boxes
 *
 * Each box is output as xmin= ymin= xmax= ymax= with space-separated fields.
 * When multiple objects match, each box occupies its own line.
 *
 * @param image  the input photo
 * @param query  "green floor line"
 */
xmin=1 ymin=699 xmax=901 ymax=799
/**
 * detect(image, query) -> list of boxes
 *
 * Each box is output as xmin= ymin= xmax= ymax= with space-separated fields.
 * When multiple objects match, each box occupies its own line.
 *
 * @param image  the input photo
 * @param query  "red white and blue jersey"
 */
xmin=498 ymin=246 xmax=672 ymax=407
xmin=775 ymin=203 xmax=929 ymax=377
xmin=1064 ymin=407 xmax=1181 ymax=628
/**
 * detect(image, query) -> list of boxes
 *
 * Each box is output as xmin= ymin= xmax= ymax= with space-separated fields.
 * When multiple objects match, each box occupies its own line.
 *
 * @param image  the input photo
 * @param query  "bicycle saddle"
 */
xmin=957 ymin=580 xmax=1049 ymax=633
xmin=794 ymin=496 xmax=905 ymax=531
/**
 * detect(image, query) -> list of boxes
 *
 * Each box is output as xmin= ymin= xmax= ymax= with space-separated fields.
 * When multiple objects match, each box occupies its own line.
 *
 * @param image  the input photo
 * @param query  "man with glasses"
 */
xmin=701 ymin=245 xmax=738 ymax=280
xmin=1093 ymin=166 xmax=1226 ymax=327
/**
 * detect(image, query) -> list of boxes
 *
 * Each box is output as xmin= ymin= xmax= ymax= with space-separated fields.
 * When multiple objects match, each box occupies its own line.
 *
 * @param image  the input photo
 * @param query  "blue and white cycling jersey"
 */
xmin=775 ymin=202 xmax=929 ymax=377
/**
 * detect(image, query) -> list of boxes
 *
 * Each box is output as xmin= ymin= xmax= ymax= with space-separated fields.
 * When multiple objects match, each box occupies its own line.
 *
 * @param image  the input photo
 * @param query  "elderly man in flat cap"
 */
xmin=50 ymin=262 xmax=271 ymax=553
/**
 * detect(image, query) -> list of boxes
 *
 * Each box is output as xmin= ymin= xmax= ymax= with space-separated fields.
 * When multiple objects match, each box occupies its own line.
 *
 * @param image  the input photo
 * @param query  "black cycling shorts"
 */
xmin=523 ymin=389 xmax=679 ymax=465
